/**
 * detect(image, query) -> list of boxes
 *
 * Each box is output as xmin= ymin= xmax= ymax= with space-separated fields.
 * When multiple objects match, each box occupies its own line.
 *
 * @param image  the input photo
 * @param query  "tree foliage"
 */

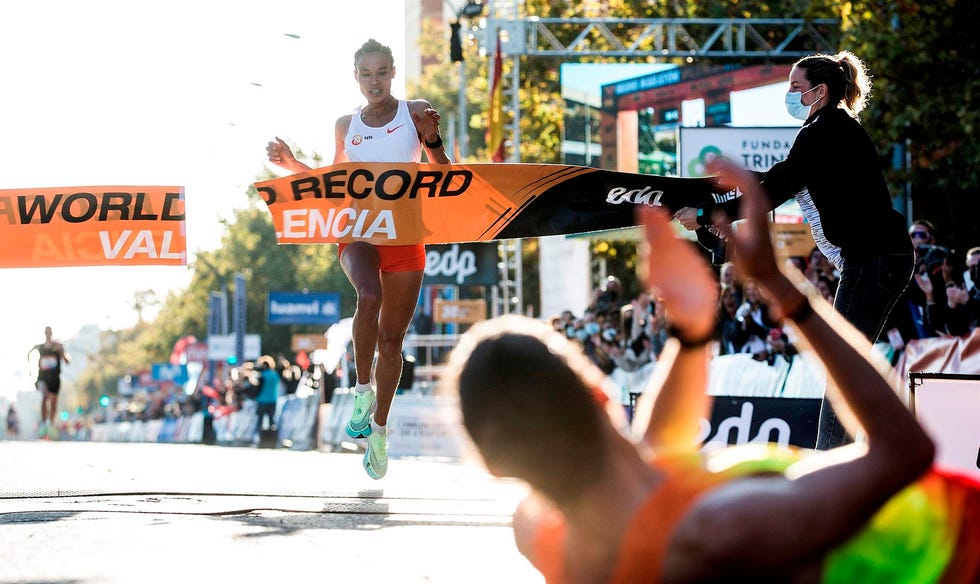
xmin=412 ymin=0 xmax=977 ymax=250
xmin=840 ymin=0 xmax=980 ymax=253
xmin=169 ymin=186 xmax=354 ymax=359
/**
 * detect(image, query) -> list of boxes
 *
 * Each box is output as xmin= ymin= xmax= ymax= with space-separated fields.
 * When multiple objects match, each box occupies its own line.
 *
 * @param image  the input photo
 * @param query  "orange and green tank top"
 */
xmin=531 ymin=445 xmax=980 ymax=583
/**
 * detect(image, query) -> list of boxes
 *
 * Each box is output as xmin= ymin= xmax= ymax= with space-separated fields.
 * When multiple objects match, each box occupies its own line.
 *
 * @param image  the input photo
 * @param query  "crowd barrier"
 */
xmin=895 ymin=330 xmax=980 ymax=477
xmin=705 ymin=352 xmax=825 ymax=449
xmin=71 ymin=332 xmax=980 ymax=464
xmin=67 ymin=354 xmax=830 ymax=454
xmin=90 ymin=412 xmax=204 ymax=444
xmin=318 ymin=390 xmax=467 ymax=459
xmin=276 ymin=393 xmax=320 ymax=450
xmin=88 ymin=393 xmax=320 ymax=448
xmin=897 ymin=328 xmax=980 ymax=385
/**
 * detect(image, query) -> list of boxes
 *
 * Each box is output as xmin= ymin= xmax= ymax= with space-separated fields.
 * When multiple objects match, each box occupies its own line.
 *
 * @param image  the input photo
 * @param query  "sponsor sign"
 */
xmin=678 ymin=126 xmax=807 ymax=239
xmin=151 ymin=363 xmax=189 ymax=385
xmin=772 ymin=223 xmax=815 ymax=259
xmin=433 ymin=299 xmax=487 ymax=324
xmin=254 ymin=162 xmax=727 ymax=245
xmin=702 ymin=397 xmax=820 ymax=450
xmin=291 ymin=333 xmax=328 ymax=352
xmin=321 ymin=392 xmax=465 ymax=459
xmin=121 ymin=369 xmax=161 ymax=393
xmin=184 ymin=342 xmax=210 ymax=363
xmin=423 ymin=242 xmax=498 ymax=285
xmin=268 ymin=291 xmax=341 ymax=325
xmin=207 ymin=334 xmax=261 ymax=361
xmin=0 ymin=185 xmax=186 ymax=267
xmin=611 ymin=68 xmax=682 ymax=96
xmin=386 ymin=396 xmax=466 ymax=458
xmin=678 ymin=127 xmax=800 ymax=177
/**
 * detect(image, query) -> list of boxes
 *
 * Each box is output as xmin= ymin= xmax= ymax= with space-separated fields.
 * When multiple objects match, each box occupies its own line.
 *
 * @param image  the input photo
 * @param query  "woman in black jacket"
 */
xmin=674 ymin=51 xmax=914 ymax=449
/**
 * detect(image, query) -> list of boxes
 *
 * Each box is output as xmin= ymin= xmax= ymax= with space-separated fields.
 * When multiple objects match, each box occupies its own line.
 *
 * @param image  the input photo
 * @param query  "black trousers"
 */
xmin=815 ymin=251 xmax=914 ymax=450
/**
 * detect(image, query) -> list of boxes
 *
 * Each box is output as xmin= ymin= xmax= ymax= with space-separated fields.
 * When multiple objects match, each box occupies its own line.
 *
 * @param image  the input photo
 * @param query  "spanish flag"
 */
xmin=486 ymin=29 xmax=505 ymax=163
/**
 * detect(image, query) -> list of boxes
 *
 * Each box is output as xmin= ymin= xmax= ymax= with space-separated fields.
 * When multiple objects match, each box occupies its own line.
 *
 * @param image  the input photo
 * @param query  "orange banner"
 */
xmin=0 ymin=186 xmax=186 ymax=267
xmin=254 ymin=162 xmax=724 ymax=246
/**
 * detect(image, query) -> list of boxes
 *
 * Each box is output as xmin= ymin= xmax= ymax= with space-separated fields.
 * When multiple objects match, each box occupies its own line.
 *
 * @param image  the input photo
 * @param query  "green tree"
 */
xmin=73 ymin=323 xmax=157 ymax=411
xmin=417 ymin=0 xmax=978 ymax=250
xmin=840 ymin=0 xmax=980 ymax=253
xmin=155 ymin=184 xmax=353 ymax=361
xmin=130 ymin=289 xmax=159 ymax=324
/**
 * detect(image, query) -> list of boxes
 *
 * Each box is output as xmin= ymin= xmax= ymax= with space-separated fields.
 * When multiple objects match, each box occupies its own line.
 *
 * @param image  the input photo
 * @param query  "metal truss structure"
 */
xmin=477 ymin=3 xmax=840 ymax=313
xmin=496 ymin=17 xmax=838 ymax=58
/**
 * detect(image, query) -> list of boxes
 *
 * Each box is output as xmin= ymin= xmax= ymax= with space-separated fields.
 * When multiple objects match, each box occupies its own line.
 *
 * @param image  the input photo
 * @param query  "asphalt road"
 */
xmin=0 ymin=441 xmax=543 ymax=584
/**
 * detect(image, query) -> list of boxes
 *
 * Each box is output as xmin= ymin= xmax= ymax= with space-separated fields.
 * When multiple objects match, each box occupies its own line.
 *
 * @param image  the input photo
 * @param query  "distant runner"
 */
xmin=28 ymin=326 xmax=70 ymax=440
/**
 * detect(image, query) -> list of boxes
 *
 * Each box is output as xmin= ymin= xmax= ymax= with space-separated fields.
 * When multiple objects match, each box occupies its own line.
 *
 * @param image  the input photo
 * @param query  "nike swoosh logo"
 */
xmin=386 ymin=124 xmax=405 ymax=134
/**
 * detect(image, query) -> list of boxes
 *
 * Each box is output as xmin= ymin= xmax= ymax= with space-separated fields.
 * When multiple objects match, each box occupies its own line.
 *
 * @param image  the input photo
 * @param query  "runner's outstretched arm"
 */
xmin=669 ymin=159 xmax=936 ymax=574
xmin=632 ymin=206 xmax=717 ymax=451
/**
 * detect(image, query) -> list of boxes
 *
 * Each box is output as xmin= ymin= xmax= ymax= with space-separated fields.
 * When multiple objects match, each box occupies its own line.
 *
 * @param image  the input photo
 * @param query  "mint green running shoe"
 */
xmin=345 ymin=390 xmax=376 ymax=438
xmin=363 ymin=430 xmax=388 ymax=479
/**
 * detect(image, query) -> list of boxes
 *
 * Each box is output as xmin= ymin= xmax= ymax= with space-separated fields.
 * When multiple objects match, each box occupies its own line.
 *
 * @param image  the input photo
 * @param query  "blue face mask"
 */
xmin=784 ymin=85 xmax=821 ymax=120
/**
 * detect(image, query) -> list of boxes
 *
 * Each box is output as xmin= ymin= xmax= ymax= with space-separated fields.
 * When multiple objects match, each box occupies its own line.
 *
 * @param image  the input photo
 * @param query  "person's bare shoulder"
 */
xmin=335 ymin=114 xmax=353 ymax=132
xmin=512 ymin=493 xmax=556 ymax=560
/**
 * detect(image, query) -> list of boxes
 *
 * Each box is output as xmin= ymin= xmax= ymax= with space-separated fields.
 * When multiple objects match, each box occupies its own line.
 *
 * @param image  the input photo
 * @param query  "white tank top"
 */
xmin=344 ymin=100 xmax=422 ymax=163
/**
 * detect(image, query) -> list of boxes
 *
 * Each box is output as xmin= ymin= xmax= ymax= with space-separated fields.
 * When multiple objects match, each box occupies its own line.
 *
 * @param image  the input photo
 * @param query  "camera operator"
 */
xmin=588 ymin=276 xmax=625 ymax=316
xmin=734 ymin=280 xmax=782 ymax=359
xmin=935 ymin=246 xmax=980 ymax=336
xmin=917 ymin=244 xmax=955 ymax=331
xmin=602 ymin=325 xmax=652 ymax=375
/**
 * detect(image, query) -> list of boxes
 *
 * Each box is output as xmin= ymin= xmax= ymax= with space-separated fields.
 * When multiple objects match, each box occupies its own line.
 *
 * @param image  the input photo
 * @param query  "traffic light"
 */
xmin=99 ymin=395 xmax=110 ymax=407
xmin=450 ymin=22 xmax=463 ymax=62
xmin=227 ymin=355 xmax=239 ymax=365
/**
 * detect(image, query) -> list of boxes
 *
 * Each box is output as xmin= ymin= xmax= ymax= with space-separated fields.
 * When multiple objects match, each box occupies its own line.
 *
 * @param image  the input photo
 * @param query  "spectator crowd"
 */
xmin=552 ymin=222 xmax=980 ymax=405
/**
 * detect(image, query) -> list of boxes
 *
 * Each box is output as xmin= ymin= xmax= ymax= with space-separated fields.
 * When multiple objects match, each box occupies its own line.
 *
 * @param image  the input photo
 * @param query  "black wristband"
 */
xmin=424 ymin=134 xmax=443 ymax=149
xmin=666 ymin=324 xmax=714 ymax=348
